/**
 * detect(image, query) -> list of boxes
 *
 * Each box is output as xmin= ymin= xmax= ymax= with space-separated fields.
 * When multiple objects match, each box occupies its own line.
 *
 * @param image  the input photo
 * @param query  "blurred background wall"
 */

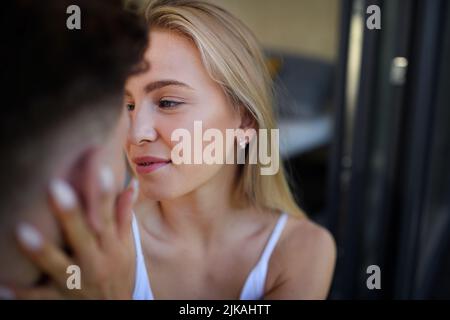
xmin=209 ymin=0 xmax=340 ymax=62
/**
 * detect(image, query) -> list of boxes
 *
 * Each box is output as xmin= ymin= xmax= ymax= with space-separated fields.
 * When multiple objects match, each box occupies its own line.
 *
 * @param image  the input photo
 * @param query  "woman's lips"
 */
xmin=133 ymin=156 xmax=171 ymax=174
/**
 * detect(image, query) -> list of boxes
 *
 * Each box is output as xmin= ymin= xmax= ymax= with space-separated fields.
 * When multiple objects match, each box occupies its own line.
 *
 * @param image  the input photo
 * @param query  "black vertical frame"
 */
xmin=337 ymin=0 xmax=381 ymax=298
xmin=327 ymin=0 xmax=383 ymax=299
xmin=394 ymin=0 xmax=448 ymax=299
xmin=415 ymin=1 xmax=450 ymax=297
xmin=325 ymin=0 xmax=353 ymax=235
xmin=324 ymin=0 xmax=353 ymax=298
xmin=326 ymin=0 xmax=450 ymax=299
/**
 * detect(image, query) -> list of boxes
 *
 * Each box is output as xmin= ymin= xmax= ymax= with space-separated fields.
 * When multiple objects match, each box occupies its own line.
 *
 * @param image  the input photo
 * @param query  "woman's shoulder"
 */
xmin=282 ymin=213 xmax=336 ymax=257
xmin=264 ymin=212 xmax=337 ymax=299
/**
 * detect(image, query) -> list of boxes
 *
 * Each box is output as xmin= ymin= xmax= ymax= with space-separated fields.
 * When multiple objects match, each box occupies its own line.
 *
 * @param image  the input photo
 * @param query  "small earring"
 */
xmin=239 ymin=137 xmax=247 ymax=149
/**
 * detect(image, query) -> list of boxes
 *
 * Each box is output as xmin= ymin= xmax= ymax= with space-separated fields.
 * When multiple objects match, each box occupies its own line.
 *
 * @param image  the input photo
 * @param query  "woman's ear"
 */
xmin=237 ymin=108 xmax=257 ymax=146
xmin=238 ymin=107 xmax=257 ymax=130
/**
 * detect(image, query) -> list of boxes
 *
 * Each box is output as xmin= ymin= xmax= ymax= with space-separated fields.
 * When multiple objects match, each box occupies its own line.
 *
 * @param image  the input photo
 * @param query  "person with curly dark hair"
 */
xmin=0 ymin=0 xmax=148 ymax=298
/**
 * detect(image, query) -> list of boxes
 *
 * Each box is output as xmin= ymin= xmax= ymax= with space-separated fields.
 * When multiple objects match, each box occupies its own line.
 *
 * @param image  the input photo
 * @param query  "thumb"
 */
xmin=116 ymin=178 xmax=139 ymax=239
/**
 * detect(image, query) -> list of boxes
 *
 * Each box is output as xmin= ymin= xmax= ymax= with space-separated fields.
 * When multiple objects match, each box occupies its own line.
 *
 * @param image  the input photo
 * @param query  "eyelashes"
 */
xmin=125 ymin=99 xmax=183 ymax=112
xmin=158 ymin=99 xmax=182 ymax=109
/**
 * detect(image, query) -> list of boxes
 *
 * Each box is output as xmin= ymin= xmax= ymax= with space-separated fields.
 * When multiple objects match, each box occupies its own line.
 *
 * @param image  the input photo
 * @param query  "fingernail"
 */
xmin=131 ymin=178 xmax=139 ymax=203
xmin=0 ymin=286 xmax=14 ymax=300
xmin=17 ymin=223 xmax=43 ymax=251
xmin=49 ymin=179 xmax=76 ymax=210
xmin=99 ymin=165 xmax=114 ymax=192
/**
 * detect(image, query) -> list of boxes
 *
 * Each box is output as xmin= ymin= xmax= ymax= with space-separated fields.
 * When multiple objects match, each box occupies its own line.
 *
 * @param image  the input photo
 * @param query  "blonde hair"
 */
xmin=140 ymin=0 xmax=304 ymax=218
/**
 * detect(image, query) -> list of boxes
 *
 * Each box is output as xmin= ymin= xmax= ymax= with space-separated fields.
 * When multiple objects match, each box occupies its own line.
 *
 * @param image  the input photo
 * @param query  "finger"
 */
xmin=70 ymin=147 xmax=103 ymax=234
xmin=116 ymin=178 xmax=139 ymax=240
xmin=10 ymin=285 xmax=63 ymax=300
xmin=15 ymin=223 xmax=73 ymax=289
xmin=48 ymin=179 xmax=98 ymax=260
xmin=98 ymin=165 xmax=117 ymax=236
xmin=0 ymin=285 xmax=15 ymax=300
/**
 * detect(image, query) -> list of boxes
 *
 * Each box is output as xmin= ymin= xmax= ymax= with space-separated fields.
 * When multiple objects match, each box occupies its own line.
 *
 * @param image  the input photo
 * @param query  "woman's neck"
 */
xmin=151 ymin=164 xmax=243 ymax=246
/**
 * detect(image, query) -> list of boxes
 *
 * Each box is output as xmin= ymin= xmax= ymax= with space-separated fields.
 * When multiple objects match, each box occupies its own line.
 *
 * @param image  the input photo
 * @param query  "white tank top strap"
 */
xmin=240 ymin=212 xmax=289 ymax=300
xmin=131 ymin=213 xmax=154 ymax=300
xmin=258 ymin=212 xmax=289 ymax=263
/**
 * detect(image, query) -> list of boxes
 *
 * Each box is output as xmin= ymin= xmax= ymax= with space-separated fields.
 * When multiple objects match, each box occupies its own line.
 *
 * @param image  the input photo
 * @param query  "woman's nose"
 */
xmin=128 ymin=102 xmax=158 ymax=145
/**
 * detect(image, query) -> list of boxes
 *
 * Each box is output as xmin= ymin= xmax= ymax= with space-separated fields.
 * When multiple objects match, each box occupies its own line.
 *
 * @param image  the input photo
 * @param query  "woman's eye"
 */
xmin=126 ymin=103 xmax=135 ymax=111
xmin=159 ymin=100 xmax=181 ymax=109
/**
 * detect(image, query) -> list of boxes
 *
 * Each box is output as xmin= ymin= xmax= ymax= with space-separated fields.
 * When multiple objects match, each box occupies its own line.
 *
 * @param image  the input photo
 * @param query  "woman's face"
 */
xmin=124 ymin=29 xmax=241 ymax=200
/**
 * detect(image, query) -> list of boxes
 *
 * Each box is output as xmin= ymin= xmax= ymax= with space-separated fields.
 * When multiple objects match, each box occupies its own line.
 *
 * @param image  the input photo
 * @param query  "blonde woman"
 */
xmin=9 ymin=0 xmax=336 ymax=299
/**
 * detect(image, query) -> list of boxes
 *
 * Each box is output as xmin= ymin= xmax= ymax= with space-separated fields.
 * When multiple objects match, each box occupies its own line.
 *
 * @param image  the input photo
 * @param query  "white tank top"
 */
xmin=132 ymin=212 xmax=289 ymax=300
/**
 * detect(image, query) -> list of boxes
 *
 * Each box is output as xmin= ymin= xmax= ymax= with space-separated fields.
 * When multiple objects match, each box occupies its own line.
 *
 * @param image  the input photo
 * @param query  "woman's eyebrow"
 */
xmin=143 ymin=80 xmax=194 ymax=93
